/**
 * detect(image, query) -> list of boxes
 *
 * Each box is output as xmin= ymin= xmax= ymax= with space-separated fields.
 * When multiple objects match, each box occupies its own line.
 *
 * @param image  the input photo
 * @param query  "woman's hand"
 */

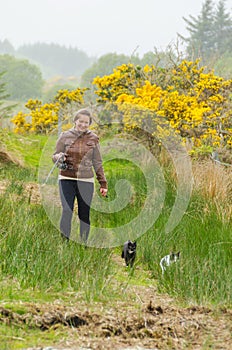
xmin=54 ymin=152 xmax=66 ymax=162
xmin=100 ymin=188 xmax=108 ymax=197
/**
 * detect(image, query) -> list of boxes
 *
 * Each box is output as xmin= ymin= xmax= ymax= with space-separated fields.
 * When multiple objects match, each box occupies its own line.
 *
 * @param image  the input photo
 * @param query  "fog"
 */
xmin=1 ymin=0 xmax=231 ymax=57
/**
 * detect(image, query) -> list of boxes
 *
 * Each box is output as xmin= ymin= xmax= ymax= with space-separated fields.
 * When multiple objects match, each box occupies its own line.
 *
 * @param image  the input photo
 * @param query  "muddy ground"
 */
xmin=1 ymin=283 xmax=231 ymax=350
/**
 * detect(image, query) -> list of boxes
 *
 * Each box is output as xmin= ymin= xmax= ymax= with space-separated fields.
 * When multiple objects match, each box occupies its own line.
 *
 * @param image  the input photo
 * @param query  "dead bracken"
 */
xmin=0 ymin=300 xmax=231 ymax=350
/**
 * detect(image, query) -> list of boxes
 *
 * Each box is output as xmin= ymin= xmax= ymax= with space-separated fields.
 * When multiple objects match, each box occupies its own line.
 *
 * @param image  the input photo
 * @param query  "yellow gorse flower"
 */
xmin=92 ymin=59 xmax=232 ymax=152
xmin=11 ymin=88 xmax=88 ymax=134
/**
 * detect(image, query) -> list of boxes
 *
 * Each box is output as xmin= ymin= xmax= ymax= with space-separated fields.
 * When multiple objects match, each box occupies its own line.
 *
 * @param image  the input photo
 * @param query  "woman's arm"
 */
xmin=52 ymin=133 xmax=66 ymax=163
xmin=92 ymin=142 xmax=108 ymax=191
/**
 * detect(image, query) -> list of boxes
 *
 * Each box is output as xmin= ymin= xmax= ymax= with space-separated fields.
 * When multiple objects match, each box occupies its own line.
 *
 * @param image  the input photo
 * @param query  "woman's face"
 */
xmin=74 ymin=114 xmax=90 ymax=132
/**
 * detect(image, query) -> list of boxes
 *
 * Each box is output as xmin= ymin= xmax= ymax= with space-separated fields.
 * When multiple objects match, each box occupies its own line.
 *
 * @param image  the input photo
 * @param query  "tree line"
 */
xmin=0 ymin=40 xmax=95 ymax=79
xmin=0 ymin=0 xmax=231 ymax=108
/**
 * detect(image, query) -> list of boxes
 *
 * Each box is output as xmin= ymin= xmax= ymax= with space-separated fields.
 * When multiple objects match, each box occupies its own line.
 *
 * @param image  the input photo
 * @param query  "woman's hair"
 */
xmin=73 ymin=108 xmax=92 ymax=124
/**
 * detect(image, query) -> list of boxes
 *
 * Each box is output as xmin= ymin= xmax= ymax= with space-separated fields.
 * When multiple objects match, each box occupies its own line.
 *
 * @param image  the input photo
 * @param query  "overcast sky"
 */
xmin=1 ymin=0 xmax=231 ymax=57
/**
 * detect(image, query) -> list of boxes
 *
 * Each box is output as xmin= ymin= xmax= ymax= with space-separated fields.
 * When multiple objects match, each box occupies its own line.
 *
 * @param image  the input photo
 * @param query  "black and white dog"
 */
xmin=121 ymin=240 xmax=137 ymax=267
xmin=160 ymin=251 xmax=180 ymax=274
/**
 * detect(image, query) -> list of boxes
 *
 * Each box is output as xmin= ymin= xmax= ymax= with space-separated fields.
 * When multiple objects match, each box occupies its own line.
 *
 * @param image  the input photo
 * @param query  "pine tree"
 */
xmin=180 ymin=0 xmax=232 ymax=62
xmin=181 ymin=0 xmax=215 ymax=61
xmin=0 ymin=39 xmax=15 ymax=55
xmin=213 ymin=0 xmax=232 ymax=54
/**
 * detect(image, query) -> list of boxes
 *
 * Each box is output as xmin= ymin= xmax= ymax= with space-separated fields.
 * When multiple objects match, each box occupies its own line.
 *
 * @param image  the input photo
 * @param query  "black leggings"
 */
xmin=59 ymin=180 xmax=94 ymax=242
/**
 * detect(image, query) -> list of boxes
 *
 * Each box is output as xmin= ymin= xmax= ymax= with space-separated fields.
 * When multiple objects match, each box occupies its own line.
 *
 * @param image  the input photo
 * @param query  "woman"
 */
xmin=52 ymin=108 xmax=108 ymax=243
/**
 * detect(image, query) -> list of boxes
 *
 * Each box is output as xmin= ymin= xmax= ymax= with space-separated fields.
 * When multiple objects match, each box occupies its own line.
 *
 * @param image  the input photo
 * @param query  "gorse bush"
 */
xmin=10 ymin=59 xmax=232 ymax=160
xmin=93 ymin=60 xmax=232 ymax=154
xmin=11 ymin=88 xmax=87 ymax=134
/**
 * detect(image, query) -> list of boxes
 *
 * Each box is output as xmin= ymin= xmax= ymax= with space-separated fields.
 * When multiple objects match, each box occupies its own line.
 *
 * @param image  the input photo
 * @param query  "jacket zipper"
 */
xmin=78 ymin=136 xmax=83 ymax=175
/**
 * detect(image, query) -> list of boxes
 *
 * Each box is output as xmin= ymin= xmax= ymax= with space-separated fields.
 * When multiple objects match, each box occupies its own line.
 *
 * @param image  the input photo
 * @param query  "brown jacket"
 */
xmin=52 ymin=128 xmax=107 ymax=189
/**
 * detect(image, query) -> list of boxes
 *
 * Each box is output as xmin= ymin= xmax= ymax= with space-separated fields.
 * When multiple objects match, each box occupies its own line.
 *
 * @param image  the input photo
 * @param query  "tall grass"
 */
xmin=91 ymin=159 xmax=147 ymax=228
xmin=138 ymin=160 xmax=232 ymax=305
xmin=0 ymin=194 xmax=113 ymax=301
xmin=192 ymin=160 xmax=232 ymax=222
xmin=0 ymin=132 xmax=231 ymax=306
